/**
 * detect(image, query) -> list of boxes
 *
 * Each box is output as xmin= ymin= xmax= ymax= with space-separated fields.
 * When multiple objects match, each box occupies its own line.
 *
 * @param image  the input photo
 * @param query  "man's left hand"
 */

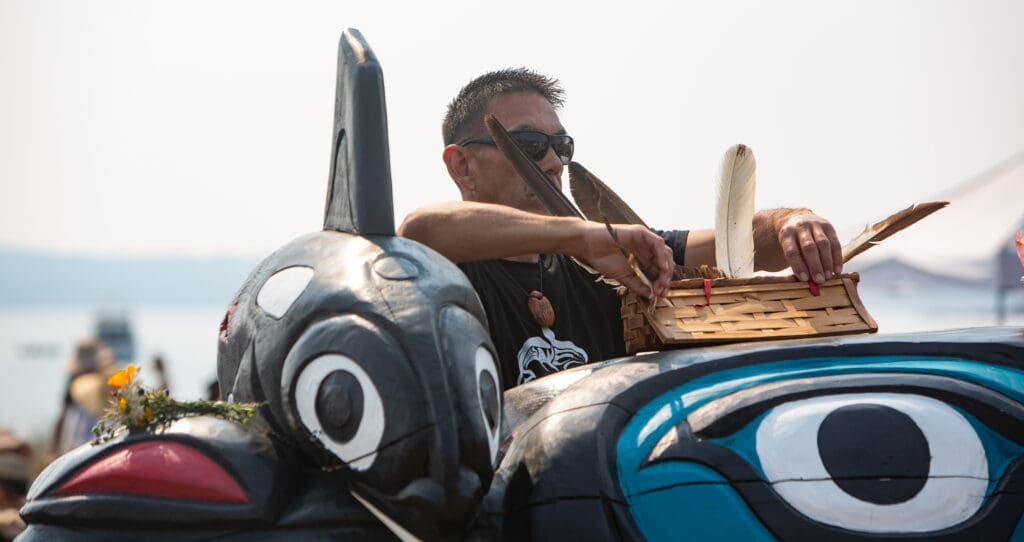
xmin=776 ymin=212 xmax=843 ymax=284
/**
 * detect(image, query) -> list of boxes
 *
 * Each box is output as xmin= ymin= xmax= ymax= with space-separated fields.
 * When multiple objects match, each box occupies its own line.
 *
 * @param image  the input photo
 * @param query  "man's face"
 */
xmin=456 ymin=91 xmax=567 ymax=215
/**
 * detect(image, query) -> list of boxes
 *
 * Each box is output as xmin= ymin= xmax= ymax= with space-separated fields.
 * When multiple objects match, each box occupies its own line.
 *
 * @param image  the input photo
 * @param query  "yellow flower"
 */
xmin=144 ymin=406 xmax=154 ymax=422
xmin=118 ymin=397 xmax=128 ymax=412
xmin=107 ymin=364 xmax=138 ymax=388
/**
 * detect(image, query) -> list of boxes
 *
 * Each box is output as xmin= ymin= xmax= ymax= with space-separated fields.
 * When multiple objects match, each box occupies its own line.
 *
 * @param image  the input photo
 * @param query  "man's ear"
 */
xmin=443 ymin=144 xmax=475 ymax=194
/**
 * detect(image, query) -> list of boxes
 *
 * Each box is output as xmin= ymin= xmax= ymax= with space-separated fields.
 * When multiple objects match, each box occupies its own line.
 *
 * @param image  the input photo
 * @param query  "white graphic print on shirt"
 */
xmin=516 ymin=327 xmax=589 ymax=385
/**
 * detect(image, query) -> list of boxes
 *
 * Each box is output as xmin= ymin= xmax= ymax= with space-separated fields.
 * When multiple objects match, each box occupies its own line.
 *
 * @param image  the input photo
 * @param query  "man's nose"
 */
xmin=538 ymin=145 xmax=564 ymax=184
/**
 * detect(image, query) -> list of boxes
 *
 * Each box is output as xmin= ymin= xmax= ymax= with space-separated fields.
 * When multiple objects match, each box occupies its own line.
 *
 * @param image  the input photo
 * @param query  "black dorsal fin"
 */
xmin=323 ymin=28 xmax=395 ymax=235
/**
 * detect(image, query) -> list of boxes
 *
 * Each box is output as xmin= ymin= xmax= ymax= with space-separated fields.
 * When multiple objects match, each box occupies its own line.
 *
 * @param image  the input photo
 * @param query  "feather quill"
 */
xmin=568 ymin=162 xmax=648 ymax=227
xmin=840 ymin=201 xmax=949 ymax=263
xmin=714 ymin=144 xmax=757 ymax=278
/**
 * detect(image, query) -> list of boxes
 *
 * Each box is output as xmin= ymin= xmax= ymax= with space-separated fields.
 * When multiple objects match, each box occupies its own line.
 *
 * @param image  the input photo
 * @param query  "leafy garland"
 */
xmin=92 ymin=364 xmax=262 ymax=443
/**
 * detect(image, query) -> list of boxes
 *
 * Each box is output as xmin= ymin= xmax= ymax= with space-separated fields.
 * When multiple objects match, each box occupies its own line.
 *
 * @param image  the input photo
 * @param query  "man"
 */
xmin=399 ymin=69 xmax=842 ymax=389
xmin=50 ymin=338 xmax=116 ymax=457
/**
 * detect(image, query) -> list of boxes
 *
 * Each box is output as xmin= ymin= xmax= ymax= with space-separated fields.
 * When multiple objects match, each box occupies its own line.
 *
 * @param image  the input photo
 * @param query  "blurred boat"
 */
xmin=94 ymin=311 xmax=134 ymax=363
xmin=14 ymin=342 xmax=60 ymax=360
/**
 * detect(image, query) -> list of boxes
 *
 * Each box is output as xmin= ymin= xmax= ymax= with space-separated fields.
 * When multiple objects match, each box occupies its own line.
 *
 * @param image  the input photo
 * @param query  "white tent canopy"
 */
xmin=848 ymin=149 xmax=1024 ymax=287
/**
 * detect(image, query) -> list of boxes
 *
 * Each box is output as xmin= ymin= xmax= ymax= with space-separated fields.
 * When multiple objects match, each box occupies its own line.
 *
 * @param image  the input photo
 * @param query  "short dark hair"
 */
xmin=442 ymin=68 xmax=565 ymax=145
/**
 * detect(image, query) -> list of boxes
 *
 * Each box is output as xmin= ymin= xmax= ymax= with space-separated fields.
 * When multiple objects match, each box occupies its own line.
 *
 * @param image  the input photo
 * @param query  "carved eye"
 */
xmin=755 ymin=393 xmax=988 ymax=532
xmin=630 ymin=361 xmax=1024 ymax=540
xmin=437 ymin=304 xmax=503 ymax=468
xmin=475 ymin=347 xmax=501 ymax=464
xmin=294 ymin=354 xmax=384 ymax=470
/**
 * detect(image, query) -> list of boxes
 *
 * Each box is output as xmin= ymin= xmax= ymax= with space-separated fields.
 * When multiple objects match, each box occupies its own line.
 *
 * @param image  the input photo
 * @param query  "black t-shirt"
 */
xmin=459 ymin=230 xmax=688 ymax=389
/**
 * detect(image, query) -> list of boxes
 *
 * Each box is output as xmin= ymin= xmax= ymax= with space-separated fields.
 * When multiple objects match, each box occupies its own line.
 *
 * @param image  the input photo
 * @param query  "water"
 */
xmin=858 ymin=283 xmax=1024 ymax=331
xmin=1 ymin=285 xmax=1022 ymax=444
xmin=0 ymin=304 xmax=227 ymax=442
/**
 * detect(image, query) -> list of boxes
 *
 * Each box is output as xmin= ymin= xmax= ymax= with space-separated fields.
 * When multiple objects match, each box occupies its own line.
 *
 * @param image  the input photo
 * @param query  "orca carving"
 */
xmin=19 ymin=28 xmax=501 ymax=542
xmin=17 ymin=29 xmax=1024 ymax=542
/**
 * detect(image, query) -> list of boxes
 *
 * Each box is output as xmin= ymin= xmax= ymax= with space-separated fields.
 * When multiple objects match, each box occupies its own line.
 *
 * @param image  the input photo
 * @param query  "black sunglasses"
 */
xmin=459 ymin=130 xmax=574 ymax=165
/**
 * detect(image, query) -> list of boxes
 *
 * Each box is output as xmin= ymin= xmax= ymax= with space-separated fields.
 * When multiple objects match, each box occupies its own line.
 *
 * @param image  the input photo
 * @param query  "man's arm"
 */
xmin=683 ymin=208 xmax=843 ymax=283
xmin=399 ymin=201 xmax=674 ymax=298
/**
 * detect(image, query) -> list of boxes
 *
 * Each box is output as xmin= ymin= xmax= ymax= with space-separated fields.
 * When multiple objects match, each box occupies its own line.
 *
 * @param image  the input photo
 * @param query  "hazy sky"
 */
xmin=2 ymin=0 xmax=1022 ymax=257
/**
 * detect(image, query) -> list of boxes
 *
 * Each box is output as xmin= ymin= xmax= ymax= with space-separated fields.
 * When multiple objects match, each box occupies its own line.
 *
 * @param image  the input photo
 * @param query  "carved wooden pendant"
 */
xmin=527 ymin=290 xmax=555 ymax=328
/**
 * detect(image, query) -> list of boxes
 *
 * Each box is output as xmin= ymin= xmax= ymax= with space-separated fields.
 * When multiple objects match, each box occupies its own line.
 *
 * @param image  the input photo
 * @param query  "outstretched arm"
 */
xmin=399 ymin=201 xmax=674 ymax=298
xmin=683 ymin=208 xmax=843 ymax=283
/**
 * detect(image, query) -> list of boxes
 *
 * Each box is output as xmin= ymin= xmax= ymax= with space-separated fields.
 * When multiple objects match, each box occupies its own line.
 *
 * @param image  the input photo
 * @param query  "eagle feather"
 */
xmin=714 ymin=144 xmax=757 ymax=278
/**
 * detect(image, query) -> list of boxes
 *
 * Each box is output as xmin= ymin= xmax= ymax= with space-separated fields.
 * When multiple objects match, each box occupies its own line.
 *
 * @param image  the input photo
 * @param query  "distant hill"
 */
xmin=0 ymin=247 xmax=261 ymax=306
xmin=848 ymin=258 xmax=988 ymax=289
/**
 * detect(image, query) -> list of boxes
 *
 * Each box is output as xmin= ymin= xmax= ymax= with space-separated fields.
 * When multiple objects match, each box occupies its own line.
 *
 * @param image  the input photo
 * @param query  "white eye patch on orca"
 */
xmin=257 ymin=266 xmax=315 ymax=318
xmin=756 ymin=393 xmax=988 ymax=533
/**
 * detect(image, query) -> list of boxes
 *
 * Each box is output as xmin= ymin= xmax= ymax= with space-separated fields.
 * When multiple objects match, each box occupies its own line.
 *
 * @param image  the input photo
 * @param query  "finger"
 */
xmin=654 ymin=236 xmax=674 ymax=296
xmin=616 ymin=270 xmax=653 ymax=299
xmin=780 ymin=229 xmax=809 ymax=282
xmin=824 ymin=222 xmax=843 ymax=275
xmin=812 ymin=224 xmax=835 ymax=280
xmin=797 ymin=227 xmax=826 ymax=283
xmin=656 ymin=244 xmax=673 ymax=296
xmin=631 ymin=249 xmax=663 ymax=298
xmin=620 ymin=227 xmax=667 ymax=295
xmin=636 ymin=232 xmax=671 ymax=294
xmin=638 ymin=245 xmax=671 ymax=298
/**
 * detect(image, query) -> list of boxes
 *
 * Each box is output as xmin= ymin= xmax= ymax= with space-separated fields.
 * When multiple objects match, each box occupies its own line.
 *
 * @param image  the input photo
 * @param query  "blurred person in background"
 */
xmin=49 ymin=338 xmax=116 ymax=458
xmin=0 ymin=429 xmax=31 ymax=541
xmin=152 ymin=354 xmax=171 ymax=394
xmin=206 ymin=379 xmax=220 ymax=401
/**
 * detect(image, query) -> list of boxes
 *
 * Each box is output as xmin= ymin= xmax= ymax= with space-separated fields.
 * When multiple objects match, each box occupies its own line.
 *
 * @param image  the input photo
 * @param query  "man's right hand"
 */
xmin=575 ymin=222 xmax=674 ymax=299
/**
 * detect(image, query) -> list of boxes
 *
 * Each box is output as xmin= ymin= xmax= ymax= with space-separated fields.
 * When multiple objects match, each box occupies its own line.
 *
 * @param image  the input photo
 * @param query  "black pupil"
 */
xmin=315 ymin=370 xmax=364 ymax=443
xmin=479 ymin=370 xmax=499 ymax=431
xmin=817 ymin=403 xmax=930 ymax=505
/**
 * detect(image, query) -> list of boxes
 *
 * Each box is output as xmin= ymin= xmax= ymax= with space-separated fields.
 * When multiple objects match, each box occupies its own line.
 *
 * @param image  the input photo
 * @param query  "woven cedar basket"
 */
xmin=621 ymin=272 xmax=877 ymax=354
